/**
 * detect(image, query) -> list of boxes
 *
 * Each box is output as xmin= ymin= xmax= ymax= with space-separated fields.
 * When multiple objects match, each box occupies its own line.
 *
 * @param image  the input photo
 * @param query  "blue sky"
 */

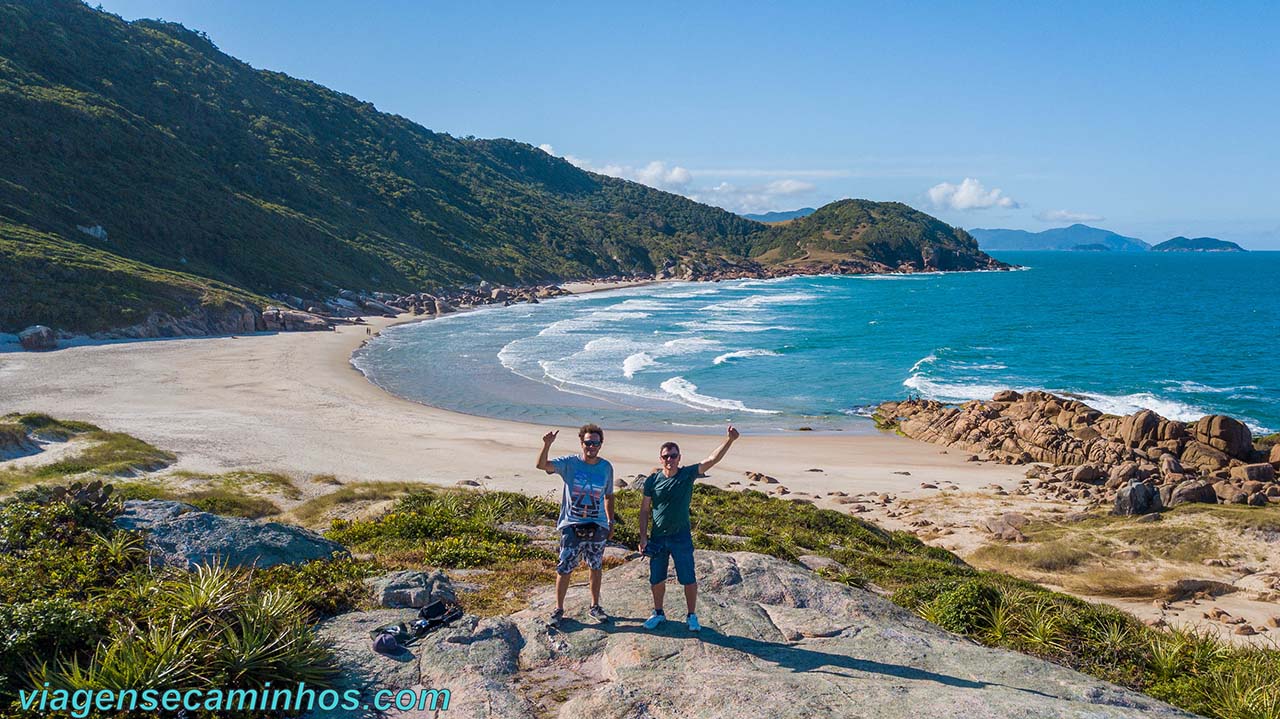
xmin=99 ymin=1 xmax=1280 ymax=247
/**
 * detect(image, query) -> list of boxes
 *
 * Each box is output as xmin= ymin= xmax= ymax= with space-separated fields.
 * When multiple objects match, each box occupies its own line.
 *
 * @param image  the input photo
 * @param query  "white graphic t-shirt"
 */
xmin=550 ymin=455 xmax=614 ymax=529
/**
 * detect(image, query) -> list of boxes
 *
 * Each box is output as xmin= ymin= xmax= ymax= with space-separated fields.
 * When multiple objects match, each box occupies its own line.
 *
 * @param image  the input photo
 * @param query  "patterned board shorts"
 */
xmin=557 ymin=524 xmax=608 ymax=575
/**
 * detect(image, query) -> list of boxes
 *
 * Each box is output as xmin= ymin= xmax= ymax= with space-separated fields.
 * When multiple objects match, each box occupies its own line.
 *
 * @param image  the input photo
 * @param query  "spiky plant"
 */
xmin=978 ymin=592 xmax=1020 ymax=646
xmin=94 ymin=530 xmax=148 ymax=566
xmin=1199 ymin=654 xmax=1280 ymax=719
xmin=214 ymin=613 xmax=337 ymax=688
xmin=35 ymin=619 xmax=204 ymax=690
xmin=1147 ymin=629 xmax=1191 ymax=683
xmin=156 ymin=563 xmax=242 ymax=625
xmin=1017 ymin=597 xmax=1067 ymax=655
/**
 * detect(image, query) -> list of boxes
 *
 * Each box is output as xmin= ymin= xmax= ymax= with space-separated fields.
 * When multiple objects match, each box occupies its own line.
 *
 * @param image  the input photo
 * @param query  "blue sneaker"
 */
xmin=643 ymin=610 xmax=665 ymax=630
xmin=687 ymin=613 xmax=701 ymax=632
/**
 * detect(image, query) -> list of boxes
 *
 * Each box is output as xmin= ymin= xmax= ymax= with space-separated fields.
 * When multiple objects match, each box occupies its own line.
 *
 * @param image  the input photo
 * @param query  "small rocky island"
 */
xmin=1151 ymin=236 xmax=1246 ymax=252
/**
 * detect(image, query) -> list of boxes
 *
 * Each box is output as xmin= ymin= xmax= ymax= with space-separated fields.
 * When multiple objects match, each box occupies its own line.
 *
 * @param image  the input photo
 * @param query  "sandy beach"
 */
xmin=4 ymin=299 xmax=1279 ymax=644
xmin=0 ymin=308 xmax=1026 ymax=505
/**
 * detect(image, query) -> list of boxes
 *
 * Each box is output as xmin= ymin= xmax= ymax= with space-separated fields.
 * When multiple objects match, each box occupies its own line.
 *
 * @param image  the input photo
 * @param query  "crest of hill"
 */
xmin=969 ymin=224 xmax=1151 ymax=252
xmin=751 ymin=199 xmax=999 ymax=271
xmin=740 ymin=207 xmax=817 ymax=223
xmin=1152 ymin=236 xmax=1245 ymax=252
xmin=0 ymin=1 xmax=1000 ymax=333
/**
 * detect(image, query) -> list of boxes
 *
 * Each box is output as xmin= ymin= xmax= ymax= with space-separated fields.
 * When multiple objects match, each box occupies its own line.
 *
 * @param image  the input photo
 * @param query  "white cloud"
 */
xmin=619 ymin=161 xmax=693 ymax=190
xmin=1036 ymin=209 xmax=1105 ymax=223
xmin=537 ymin=143 xmax=555 ymax=155
xmin=695 ymin=168 xmax=852 ymax=179
xmin=687 ymin=180 xmax=818 ymax=214
xmin=927 ymin=178 xmax=1019 ymax=211
xmin=538 ymin=145 xmax=821 ymax=213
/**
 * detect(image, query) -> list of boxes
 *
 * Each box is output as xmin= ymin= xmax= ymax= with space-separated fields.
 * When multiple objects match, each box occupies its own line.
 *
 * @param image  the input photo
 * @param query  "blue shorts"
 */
xmin=645 ymin=529 xmax=696 ymax=586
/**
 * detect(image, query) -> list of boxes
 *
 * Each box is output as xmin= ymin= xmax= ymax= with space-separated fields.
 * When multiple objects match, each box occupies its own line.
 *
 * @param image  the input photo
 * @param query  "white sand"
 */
xmin=0 ymin=313 xmax=1026 ymax=503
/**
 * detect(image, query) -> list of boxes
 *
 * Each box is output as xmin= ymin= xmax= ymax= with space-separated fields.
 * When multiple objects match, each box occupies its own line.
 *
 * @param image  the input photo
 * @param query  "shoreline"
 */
xmin=3 ymin=298 xmax=1276 ymax=644
xmin=0 ymin=307 xmax=1027 ymax=500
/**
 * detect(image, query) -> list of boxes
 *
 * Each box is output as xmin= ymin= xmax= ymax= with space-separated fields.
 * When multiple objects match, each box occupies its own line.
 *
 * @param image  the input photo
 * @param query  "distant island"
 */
xmin=741 ymin=208 xmax=817 ymax=223
xmin=1152 ymin=236 xmax=1246 ymax=252
xmin=968 ymin=224 xmax=1150 ymax=252
xmin=1072 ymin=243 xmax=1111 ymax=252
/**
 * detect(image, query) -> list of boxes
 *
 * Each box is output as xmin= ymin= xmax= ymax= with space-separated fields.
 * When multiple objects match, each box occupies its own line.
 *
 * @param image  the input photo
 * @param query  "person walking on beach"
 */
xmin=536 ymin=424 xmax=615 ymax=627
xmin=638 ymin=424 xmax=740 ymax=632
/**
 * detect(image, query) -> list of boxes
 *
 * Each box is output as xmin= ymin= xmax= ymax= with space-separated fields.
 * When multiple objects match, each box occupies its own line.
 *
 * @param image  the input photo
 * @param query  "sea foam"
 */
xmin=659 ymin=377 xmax=779 ymax=414
xmin=713 ymin=349 xmax=781 ymax=365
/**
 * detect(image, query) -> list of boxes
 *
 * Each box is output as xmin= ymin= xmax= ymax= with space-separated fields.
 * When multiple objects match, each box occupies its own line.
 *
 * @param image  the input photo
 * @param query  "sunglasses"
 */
xmin=661 ymin=453 xmax=680 ymax=460
xmin=582 ymin=440 xmax=602 ymax=447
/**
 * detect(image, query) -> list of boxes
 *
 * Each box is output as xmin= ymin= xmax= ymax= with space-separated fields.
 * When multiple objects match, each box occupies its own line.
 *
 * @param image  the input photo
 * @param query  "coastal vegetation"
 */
xmin=0 ymin=484 xmax=350 ymax=713
xmin=1 ymin=403 xmax=1277 ymax=719
xmin=0 ymin=413 xmax=174 ymax=494
xmin=751 ymin=199 xmax=989 ymax=270
xmin=0 ymin=1 xmax=998 ymax=335
xmin=968 ymin=504 xmax=1280 ymax=598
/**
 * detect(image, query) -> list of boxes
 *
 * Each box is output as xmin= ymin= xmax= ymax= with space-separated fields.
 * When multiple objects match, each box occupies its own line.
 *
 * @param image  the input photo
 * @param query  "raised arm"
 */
xmin=535 ymin=430 xmax=558 ymax=474
xmin=697 ymin=424 xmax=740 ymax=474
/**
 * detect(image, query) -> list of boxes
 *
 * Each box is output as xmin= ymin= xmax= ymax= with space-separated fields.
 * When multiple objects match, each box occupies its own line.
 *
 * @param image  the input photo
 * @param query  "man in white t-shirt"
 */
xmin=536 ymin=423 xmax=615 ymax=627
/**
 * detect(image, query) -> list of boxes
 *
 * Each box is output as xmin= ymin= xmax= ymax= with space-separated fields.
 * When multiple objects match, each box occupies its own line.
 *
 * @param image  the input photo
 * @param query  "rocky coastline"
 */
xmin=6 ymin=257 xmax=1011 ymax=351
xmin=876 ymin=391 xmax=1279 ymax=519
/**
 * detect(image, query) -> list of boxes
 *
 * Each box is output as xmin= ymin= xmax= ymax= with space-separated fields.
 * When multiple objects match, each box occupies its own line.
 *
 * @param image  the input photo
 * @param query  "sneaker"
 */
xmin=589 ymin=605 xmax=609 ymax=623
xmin=547 ymin=608 xmax=563 ymax=628
xmin=687 ymin=613 xmax=701 ymax=632
xmin=643 ymin=610 xmax=666 ymax=630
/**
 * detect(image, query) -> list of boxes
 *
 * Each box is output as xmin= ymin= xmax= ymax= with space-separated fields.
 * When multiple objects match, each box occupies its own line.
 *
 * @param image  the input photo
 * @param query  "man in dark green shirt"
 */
xmin=638 ymin=424 xmax=740 ymax=632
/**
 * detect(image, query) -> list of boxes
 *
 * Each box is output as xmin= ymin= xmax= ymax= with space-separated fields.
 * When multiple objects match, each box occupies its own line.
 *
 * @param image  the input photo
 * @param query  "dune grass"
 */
xmin=3 ymin=412 xmax=101 ymax=440
xmin=290 ymin=481 xmax=420 ymax=524
xmin=170 ymin=469 xmax=303 ymax=501
xmin=966 ymin=504 xmax=1260 ymax=602
xmin=0 ymin=426 xmax=176 ymax=496
xmin=113 ymin=481 xmax=281 ymax=519
xmin=30 ymin=432 xmax=176 ymax=478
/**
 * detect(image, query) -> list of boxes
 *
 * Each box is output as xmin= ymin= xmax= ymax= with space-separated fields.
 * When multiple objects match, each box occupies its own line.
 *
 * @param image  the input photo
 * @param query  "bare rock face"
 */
xmin=261 ymin=306 xmax=332 ymax=332
xmin=365 ymin=570 xmax=456 ymax=608
xmin=115 ymin=499 xmax=345 ymax=569
xmin=17 ymin=325 xmax=57 ymax=351
xmin=314 ymin=552 xmax=1190 ymax=718
xmin=1180 ymin=441 xmax=1230 ymax=472
xmin=1192 ymin=415 xmax=1253 ymax=460
xmin=1230 ymin=463 xmax=1276 ymax=482
xmin=1113 ymin=481 xmax=1161 ymax=515
xmin=1168 ymin=480 xmax=1218 ymax=507
xmin=878 ymin=392 xmax=1275 ymax=511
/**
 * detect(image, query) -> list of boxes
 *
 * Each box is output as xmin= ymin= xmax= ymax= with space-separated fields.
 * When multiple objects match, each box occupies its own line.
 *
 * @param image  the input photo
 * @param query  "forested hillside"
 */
xmin=0 ymin=1 xmax=1000 ymax=334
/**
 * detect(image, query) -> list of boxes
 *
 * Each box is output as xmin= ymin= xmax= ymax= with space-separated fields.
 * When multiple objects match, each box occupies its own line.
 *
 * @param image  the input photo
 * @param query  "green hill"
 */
xmin=968 ymin=225 xmax=1151 ymax=252
xmin=1151 ymin=236 xmax=1245 ymax=252
xmin=0 ymin=1 xmax=1000 ymax=334
xmin=752 ymin=199 xmax=998 ymax=271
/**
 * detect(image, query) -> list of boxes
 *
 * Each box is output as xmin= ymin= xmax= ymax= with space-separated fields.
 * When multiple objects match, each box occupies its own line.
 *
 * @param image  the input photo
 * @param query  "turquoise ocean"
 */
xmin=352 ymin=252 xmax=1279 ymax=435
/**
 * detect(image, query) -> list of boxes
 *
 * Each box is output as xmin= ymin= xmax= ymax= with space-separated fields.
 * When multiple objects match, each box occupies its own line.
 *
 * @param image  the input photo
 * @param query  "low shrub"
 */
xmin=325 ymin=489 xmax=557 ymax=568
xmin=255 ymin=557 xmax=381 ymax=618
xmin=0 ymin=485 xmax=341 ymax=709
xmin=919 ymin=579 xmax=1001 ymax=634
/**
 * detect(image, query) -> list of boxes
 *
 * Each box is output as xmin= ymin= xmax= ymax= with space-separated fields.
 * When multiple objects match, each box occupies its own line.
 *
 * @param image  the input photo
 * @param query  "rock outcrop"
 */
xmin=115 ymin=499 xmax=345 ymax=569
xmin=261 ymin=306 xmax=333 ymax=332
xmin=316 ymin=551 xmax=1189 ymax=718
xmin=877 ymin=392 xmax=1274 ymax=511
xmin=18 ymin=325 xmax=57 ymax=351
xmin=365 ymin=570 xmax=457 ymax=609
